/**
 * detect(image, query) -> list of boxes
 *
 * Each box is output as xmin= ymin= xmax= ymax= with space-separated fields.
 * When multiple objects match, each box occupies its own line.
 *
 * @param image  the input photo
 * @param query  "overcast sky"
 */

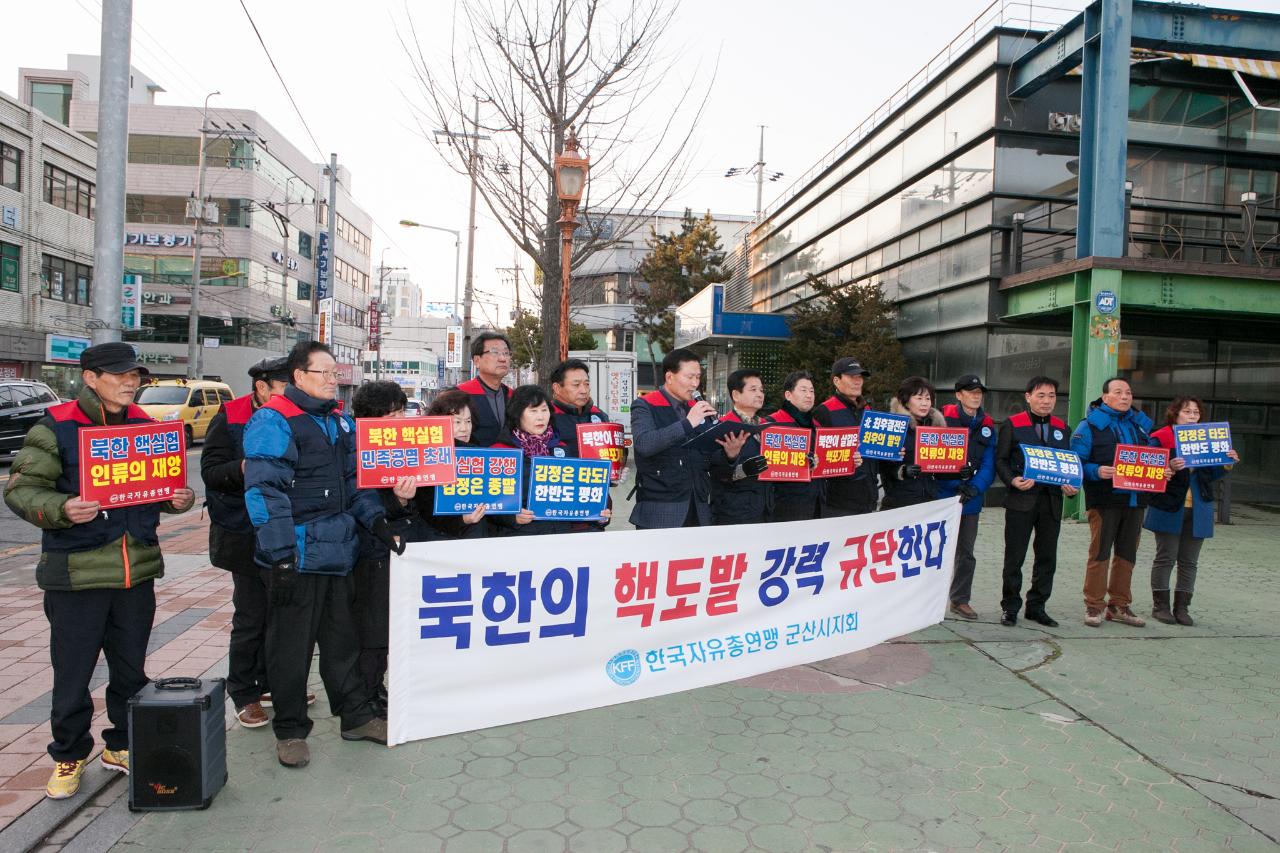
xmin=7 ymin=0 xmax=1277 ymax=327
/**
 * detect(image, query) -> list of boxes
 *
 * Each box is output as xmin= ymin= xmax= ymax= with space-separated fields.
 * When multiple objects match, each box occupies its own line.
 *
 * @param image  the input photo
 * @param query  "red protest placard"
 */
xmin=811 ymin=427 xmax=860 ymax=479
xmin=78 ymin=422 xmax=187 ymax=508
xmin=576 ymin=422 xmax=625 ymax=483
xmin=355 ymin=416 xmax=457 ymax=488
xmin=914 ymin=427 xmax=969 ymax=474
xmin=758 ymin=425 xmax=812 ymax=483
xmin=1112 ymin=443 xmax=1169 ymax=493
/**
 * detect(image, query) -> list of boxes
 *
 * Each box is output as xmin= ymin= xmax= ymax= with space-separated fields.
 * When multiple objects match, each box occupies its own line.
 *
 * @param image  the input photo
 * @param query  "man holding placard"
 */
xmin=244 ymin=342 xmax=403 ymax=767
xmin=813 ymin=357 xmax=875 ymax=516
xmin=548 ymin=358 xmax=612 ymax=458
xmin=936 ymin=375 xmax=996 ymax=621
xmin=1070 ymin=377 xmax=1158 ymax=629
xmin=5 ymin=342 xmax=195 ymax=799
xmin=710 ymin=369 xmax=770 ymax=525
xmin=995 ymin=376 xmax=1076 ymax=628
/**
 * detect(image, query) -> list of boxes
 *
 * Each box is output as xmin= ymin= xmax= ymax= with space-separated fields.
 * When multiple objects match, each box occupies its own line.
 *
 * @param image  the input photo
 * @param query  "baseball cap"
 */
xmin=954 ymin=374 xmax=988 ymax=392
xmin=831 ymin=357 xmax=871 ymax=378
xmin=248 ymin=356 xmax=290 ymax=384
xmin=80 ymin=342 xmax=148 ymax=375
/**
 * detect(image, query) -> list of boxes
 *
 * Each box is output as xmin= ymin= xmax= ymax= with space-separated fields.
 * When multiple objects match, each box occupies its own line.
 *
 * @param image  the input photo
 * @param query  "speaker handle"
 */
xmin=154 ymin=677 xmax=202 ymax=691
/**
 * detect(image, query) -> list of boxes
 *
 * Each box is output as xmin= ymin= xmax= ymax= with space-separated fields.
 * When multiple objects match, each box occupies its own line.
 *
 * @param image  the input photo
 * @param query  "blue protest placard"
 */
xmin=434 ymin=448 xmax=523 ymax=515
xmin=857 ymin=410 xmax=911 ymax=461
xmin=527 ymin=457 xmax=612 ymax=521
xmin=1020 ymin=446 xmax=1083 ymax=489
xmin=1172 ymin=422 xmax=1233 ymax=468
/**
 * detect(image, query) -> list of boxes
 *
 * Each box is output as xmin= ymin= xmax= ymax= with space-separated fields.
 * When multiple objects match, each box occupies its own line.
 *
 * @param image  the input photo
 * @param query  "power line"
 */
xmin=236 ymin=0 xmax=326 ymax=163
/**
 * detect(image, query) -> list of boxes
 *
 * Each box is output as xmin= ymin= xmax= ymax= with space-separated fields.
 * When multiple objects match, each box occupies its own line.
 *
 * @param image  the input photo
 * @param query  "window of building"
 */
xmin=126 ymin=135 xmax=201 ymax=166
xmin=334 ymin=257 xmax=370 ymax=292
xmin=298 ymin=231 xmax=313 ymax=259
xmin=336 ymin=214 xmax=371 ymax=255
xmin=30 ymin=82 xmax=72 ymax=125
xmin=41 ymin=254 xmax=92 ymax=305
xmin=43 ymin=164 xmax=95 ymax=219
xmin=1 ymin=242 xmax=19 ymax=292
xmin=1 ymin=143 xmax=20 ymax=191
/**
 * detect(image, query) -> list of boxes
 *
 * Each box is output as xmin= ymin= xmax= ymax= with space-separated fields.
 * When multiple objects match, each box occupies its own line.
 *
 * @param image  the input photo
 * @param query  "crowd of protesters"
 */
xmin=3 ymin=335 xmax=1237 ymax=797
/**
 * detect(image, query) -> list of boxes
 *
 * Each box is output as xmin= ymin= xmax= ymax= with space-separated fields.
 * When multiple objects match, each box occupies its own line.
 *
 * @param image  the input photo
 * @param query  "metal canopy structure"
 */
xmin=1009 ymin=0 xmax=1280 ymax=99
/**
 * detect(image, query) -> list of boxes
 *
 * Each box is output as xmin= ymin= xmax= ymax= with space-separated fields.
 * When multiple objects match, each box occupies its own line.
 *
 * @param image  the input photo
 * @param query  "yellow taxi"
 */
xmin=135 ymin=379 xmax=234 ymax=443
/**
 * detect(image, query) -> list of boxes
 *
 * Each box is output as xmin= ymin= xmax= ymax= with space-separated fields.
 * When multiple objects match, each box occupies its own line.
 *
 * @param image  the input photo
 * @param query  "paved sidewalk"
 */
xmin=0 ymin=505 xmax=1277 ymax=851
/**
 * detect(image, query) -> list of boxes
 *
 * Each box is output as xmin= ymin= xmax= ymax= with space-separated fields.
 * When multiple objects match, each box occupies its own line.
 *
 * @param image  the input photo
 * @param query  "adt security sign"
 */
xmin=1095 ymin=290 xmax=1118 ymax=314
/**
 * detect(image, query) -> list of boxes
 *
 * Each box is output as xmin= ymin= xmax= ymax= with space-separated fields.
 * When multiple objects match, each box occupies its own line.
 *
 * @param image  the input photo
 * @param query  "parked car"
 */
xmin=135 ymin=379 xmax=234 ymax=444
xmin=0 ymin=380 xmax=61 ymax=458
xmin=403 ymin=398 xmax=425 ymax=416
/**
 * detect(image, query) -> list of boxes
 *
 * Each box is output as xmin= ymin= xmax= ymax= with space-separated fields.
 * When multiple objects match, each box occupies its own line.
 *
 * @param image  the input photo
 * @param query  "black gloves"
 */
xmin=900 ymin=464 xmax=923 ymax=480
xmin=740 ymin=455 xmax=768 ymax=477
xmin=958 ymin=483 xmax=980 ymax=500
xmin=371 ymin=517 xmax=406 ymax=556
xmin=269 ymin=559 xmax=298 ymax=607
xmin=959 ymin=461 xmax=977 ymax=481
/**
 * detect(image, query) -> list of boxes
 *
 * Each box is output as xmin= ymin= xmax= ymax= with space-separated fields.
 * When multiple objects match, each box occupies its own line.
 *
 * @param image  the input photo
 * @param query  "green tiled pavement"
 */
xmin=122 ymin=507 xmax=1279 ymax=851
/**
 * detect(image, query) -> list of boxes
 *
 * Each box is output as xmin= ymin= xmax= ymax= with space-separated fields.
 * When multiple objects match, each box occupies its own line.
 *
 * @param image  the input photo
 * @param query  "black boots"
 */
xmin=1151 ymin=590 xmax=1176 ymax=625
xmin=1173 ymin=591 xmax=1194 ymax=626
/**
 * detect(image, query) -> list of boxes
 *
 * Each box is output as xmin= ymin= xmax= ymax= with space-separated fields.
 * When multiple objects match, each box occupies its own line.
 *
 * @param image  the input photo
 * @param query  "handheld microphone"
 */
xmin=690 ymin=390 xmax=718 ymax=424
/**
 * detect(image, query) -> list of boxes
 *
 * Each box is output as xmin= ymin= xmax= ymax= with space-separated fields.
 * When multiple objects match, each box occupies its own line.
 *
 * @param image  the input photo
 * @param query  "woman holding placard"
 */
xmin=1145 ymin=396 xmax=1239 ymax=626
xmin=413 ymin=390 xmax=489 ymax=540
xmin=881 ymin=377 xmax=977 ymax=510
xmin=490 ymin=385 xmax=612 ymax=536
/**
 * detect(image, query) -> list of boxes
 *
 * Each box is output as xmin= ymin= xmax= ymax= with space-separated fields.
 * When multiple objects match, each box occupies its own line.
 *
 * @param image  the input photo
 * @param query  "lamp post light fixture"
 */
xmin=554 ymin=126 xmax=589 ymax=360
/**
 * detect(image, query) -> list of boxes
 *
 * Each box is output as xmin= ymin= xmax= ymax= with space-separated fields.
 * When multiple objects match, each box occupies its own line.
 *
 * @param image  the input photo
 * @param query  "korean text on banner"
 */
xmin=576 ymin=422 xmax=626 ymax=483
xmin=914 ymin=427 xmax=969 ymax=474
xmin=356 ymin=416 xmax=456 ymax=488
xmin=527 ymin=457 xmax=612 ymax=520
xmin=1173 ymin=422 xmax=1234 ymax=468
xmin=434 ymin=448 xmax=523 ymax=515
xmin=1020 ymin=446 xmax=1083 ymax=489
xmin=857 ymin=410 xmax=910 ymax=461
xmin=758 ymin=426 xmax=812 ymax=482
xmin=78 ymin=422 xmax=186 ymax=508
xmin=388 ymin=498 xmax=961 ymax=744
xmin=811 ymin=427 xmax=860 ymax=479
xmin=1112 ymin=443 xmax=1170 ymax=493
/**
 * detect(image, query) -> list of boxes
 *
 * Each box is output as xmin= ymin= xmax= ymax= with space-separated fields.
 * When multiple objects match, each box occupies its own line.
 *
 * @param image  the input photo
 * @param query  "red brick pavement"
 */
xmin=0 ymin=511 xmax=231 ymax=830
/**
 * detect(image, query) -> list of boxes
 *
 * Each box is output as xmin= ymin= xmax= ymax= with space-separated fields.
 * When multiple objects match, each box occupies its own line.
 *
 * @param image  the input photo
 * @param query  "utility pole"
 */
xmin=375 ymin=256 xmax=405 ymax=380
xmin=724 ymin=125 xmax=783 ymax=222
xmin=434 ymin=98 xmax=489 ymax=361
xmin=90 ymin=0 xmax=132 ymax=345
xmin=313 ymin=153 xmax=338 ymax=340
xmin=185 ymin=93 xmax=217 ymax=379
xmin=261 ymin=199 xmax=294 ymax=353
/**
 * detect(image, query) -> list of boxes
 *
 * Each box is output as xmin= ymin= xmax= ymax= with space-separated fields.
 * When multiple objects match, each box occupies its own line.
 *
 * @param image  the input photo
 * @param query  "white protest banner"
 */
xmin=388 ymin=497 xmax=961 ymax=745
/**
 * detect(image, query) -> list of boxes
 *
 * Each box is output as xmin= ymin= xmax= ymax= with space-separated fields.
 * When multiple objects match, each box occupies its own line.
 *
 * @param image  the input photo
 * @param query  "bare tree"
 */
xmin=399 ymin=0 xmax=712 ymax=381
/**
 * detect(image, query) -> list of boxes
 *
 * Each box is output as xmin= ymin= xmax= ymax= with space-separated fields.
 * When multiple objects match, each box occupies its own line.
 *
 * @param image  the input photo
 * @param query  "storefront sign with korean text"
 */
xmin=388 ymin=497 xmax=960 ymax=745
xmin=914 ymin=427 xmax=969 ymax=474
xmin=576 ymin=423 xmax=626 ymax=483
xmin=857 ymin=410 xmax=911 ymax=461
xmin=355 ymin=417 xmax=456 ymax=488
xmin=526 ymin=457 xmax=612 ymax=521
xmin=758 ymin=426 xmax=811 ymax=483
xmin=1019 ymin=447 xmax=1083 ymax=489
xmin=811 ymin=427 xmax=860 ymax=479
xmin=1172 ymin=422 xmax=1234 ymax=468
xmin=78 ymin=422 xmax=186 ymax=508
xmin=434 ymin=449 xmax=523 ymax=515
xmin=1112 ymin=443 xmax=1169 ymax=493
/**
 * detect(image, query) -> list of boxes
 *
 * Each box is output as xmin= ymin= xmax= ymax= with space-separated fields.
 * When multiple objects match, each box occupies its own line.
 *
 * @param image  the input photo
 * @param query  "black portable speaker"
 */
xmin=128 ymin=677 xmax=228 ymax=811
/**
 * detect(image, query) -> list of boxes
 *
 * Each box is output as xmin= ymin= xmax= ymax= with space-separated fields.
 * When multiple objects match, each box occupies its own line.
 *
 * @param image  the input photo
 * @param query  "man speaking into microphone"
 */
xmin=629 ymin=348 xmax=721 ymax=529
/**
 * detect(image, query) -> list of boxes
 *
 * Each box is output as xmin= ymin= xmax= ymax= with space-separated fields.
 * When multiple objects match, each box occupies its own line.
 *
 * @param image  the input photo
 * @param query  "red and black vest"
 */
xmin=204 ymin=394 xmax=255 ymax=530
xmin=41 ymin=400 xmax=164 ymax=554
xmin=550 ymin=401 xmax=610 ymax=458
xmin=456 ymin=378 xmax=513 ymax=448
xmin=814 ymin=394 xmax=877 ymax=514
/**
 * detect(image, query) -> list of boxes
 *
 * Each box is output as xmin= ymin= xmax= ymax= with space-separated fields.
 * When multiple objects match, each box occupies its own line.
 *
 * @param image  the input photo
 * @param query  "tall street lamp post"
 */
xmin=554 ymin=126 xmax=589 ymax=360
